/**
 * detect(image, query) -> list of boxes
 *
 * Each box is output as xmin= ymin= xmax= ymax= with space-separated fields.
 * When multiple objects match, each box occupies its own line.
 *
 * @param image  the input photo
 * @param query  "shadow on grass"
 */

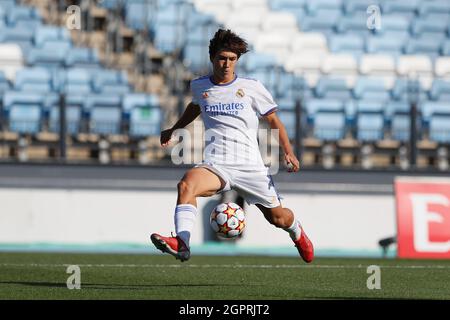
xmin=0 ymin=281 xmax=257 ymax=291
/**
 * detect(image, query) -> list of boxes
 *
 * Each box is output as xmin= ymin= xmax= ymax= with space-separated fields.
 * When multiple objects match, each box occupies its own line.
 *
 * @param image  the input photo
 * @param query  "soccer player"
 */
xmin=151 ymin=29 xmax=314 ymax=263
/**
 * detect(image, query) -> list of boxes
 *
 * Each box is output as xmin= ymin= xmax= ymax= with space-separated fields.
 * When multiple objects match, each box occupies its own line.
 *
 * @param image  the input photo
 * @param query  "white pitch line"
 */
xmin=1 ymin=263 xmax=450 ymax=269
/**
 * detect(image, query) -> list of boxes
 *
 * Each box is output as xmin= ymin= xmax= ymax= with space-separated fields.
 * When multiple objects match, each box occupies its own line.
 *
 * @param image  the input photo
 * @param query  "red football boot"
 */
xmin=150 ymin=233 xmax=190 ymax=262
xmin=293 ymin=226 xmax=314 ymax=263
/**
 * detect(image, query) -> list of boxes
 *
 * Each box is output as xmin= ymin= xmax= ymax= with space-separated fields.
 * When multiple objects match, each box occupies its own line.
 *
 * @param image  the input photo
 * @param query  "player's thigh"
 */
xmin=180 ymin=167 xmax=225 ymax=197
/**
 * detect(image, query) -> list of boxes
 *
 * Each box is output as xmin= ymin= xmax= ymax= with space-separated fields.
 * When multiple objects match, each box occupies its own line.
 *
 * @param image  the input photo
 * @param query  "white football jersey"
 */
xmin=191 ymin=75 xmax=278 ymax=170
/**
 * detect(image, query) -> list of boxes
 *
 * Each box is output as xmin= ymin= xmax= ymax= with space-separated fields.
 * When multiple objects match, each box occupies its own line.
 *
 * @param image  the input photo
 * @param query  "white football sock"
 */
xmin=174 ymin=204 xmax=197 ymax=248
xmin=284 ymin=218 xmax=302 ymax=241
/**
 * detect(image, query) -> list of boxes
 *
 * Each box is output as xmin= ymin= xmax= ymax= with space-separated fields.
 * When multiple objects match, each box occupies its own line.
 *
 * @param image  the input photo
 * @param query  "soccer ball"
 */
xmin=210 ymin=202 xmax=245 ymax=239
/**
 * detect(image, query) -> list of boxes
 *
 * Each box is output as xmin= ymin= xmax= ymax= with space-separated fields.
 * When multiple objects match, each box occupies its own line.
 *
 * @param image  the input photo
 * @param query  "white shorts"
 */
xmin=195 ymin=162 xmax=282 ymax=208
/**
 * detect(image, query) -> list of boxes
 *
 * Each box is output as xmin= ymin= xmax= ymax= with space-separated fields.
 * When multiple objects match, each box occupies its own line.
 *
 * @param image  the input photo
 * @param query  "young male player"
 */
xmin=151 ymin=29 xmax=314 ymax=263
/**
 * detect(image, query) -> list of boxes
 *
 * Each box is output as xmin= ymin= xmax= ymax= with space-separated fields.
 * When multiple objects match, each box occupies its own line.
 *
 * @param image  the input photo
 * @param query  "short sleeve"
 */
xmin=190 ymin=80 xmax=200 ymax=105
xmin=252 ymin=80 xmax=278 ymax=116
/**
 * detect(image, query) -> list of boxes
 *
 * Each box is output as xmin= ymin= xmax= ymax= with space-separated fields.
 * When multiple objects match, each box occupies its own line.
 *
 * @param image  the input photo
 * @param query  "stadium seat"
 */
xmin=396 ymin=55 xmax=433 ymax=89
xmin=0 ymin=25 xmax=34 ymax=51
xmin=48 ymin=101 xmax=83 ymax=135
xmin=365 ymin=36 xmax=406 ymax=56
xmin=421 ymin=101 xmax=450 ymax=129
xmin=336 ymin=13 xmax=373 ymax=37
xmin=435 ymin=57 xmax=450 ymax=78
xmin=6 ymin=5 xmax=41 ymax=27
xmin=329 ymin=34 xmax=365 ymax=56
xmin=34 ymin=26 xmax=70 ymax=48
xmin=0 ymin=43 xmax=24 ymax=81
xmin=291 ymin=33 xmax=328 ymax=54
xmin=2 ymin=91 xmax=43 ymax=134
xmin=428 ymin=79 xmax=450 ymax=101
xmin=27 ymin=41 xmax=72 ymax=68
xmin=14 ymin=67 xmax=53 ymax=93
xmin=418 ymin=0 xmax=450 ymax=16
xmin=382 ymin=0 xmax=419 ymax=18
xmin=305 ymin=98 xmax=344 ymax=125
xmin=299 ymin=10 xmax=340 ymax=35
xmin=429 ymin=114 xmax=450 ymax=143
xmin=359 ymin=55 xmax=396 ymax=82
xmin=129 ymin=106 xmax=162 ymax=137
xmin=305 ymin=0 xmax=342 ymax=14
xmin=343 ymin=0 xmax=379 ymax=14
xmin=404 ymin=36 xmax=444 ymax=60
xmin=65 ymin=48 xmax=100 ymax=68
xmin=92 ymin=70 xmax=130 ymax=94
xmin=63 ymin=69 xmax=93 ymax=94
xmin=352 ymin=77 xmax=390 ymax=101
xmin=320 ymin=54 xmax=358 ymax=84
xmin=85 ymin=95 xmax=122 ymax=135
xmin=260 ymin=12 xmax=298 ymax=33
xmin=254 ymin=32 xmax=293 ymax=62
xmin=285 ymin=53 xmax=324 ymax=86
xmin=391 ymin=78 xmax=426 ymax=102
xmin=314 ymin=111 xmax=346 ymax=141
xmin=277 ymin=110 xmax=296 ymax=139
xmin=314 ymin=77 xmax=352 ymax=100
xmin=355 ymin=100 xmax=385 ymax=141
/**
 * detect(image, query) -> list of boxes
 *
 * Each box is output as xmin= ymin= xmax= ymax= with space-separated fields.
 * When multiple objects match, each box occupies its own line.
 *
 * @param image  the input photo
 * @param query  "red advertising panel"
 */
xmin=395 ymin=177 xmax=450 ymax=259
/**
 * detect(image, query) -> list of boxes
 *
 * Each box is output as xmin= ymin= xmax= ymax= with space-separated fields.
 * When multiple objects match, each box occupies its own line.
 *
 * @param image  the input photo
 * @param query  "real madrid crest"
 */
xmin=236 ymin=89 xmax=245 ymax=98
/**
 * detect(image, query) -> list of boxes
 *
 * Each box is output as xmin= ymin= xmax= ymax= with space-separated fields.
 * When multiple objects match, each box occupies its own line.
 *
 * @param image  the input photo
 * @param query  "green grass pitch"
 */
xmin=0 ymin=252 xmax=449 ymax=300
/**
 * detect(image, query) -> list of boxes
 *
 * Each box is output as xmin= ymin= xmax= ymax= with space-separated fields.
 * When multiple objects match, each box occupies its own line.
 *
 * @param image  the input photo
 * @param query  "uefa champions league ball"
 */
xmin=210 ymin=202 xmax=245 ymax=239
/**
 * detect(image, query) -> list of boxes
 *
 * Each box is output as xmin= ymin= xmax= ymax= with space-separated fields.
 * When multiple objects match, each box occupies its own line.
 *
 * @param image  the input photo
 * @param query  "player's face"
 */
xmin=212 ymin=50 xmax=238 ymax=83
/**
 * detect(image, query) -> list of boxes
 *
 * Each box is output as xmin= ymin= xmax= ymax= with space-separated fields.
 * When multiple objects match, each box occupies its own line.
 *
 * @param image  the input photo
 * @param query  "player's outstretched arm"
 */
xmin=263 ymin=112 xmax=300 ymax=172
xmin=160 ymin=102 xmax=201 ymax=147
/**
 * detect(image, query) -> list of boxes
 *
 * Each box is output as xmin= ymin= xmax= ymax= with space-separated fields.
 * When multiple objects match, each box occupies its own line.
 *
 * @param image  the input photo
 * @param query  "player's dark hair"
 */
xmin=209 ymin=29 xmax=249 ymax=61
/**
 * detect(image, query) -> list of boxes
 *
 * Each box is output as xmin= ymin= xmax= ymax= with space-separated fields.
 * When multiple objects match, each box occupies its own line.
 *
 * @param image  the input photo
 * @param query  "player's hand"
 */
xmin=160 ymin=128 xmax=174 ymax=147
xmin=285 ymin=152 xmax=300 ymax=172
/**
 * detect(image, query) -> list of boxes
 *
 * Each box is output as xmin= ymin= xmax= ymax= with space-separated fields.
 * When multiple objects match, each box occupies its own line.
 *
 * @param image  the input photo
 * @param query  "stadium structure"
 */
xmin=0 ymin=0 xmax=449 ymax=301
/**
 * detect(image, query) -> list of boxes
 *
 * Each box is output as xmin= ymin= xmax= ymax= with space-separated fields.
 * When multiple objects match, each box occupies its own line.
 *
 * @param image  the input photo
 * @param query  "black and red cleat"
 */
xmin=150 ymin=233 xmax=190 ymax=262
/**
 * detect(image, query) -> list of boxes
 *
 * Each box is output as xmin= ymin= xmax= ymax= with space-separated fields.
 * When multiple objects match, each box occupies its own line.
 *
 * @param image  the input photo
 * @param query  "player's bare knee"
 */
xmin=177 ymin=180 xmax=195 ymax=198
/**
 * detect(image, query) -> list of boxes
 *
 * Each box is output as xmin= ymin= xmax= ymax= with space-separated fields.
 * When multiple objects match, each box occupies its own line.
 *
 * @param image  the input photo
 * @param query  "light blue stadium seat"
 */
xmin=299 ymin=9 xmax=340 ymax=34
xmin=391 ymin=79 xmax=425 ymax=102
xmin=275 ymin=72 xmax=309 ymax=100
xmin=442 ymin=40 xmax=450 ymax=56
xmin=305 ymin=99 xmax=345 ymax=138
xmin=6 ymin=5 xmax=41 ymax=28
xmin=123 ymin=93 xmax=159 ymax=115
xmin=85 ymin=95 xmax=122 ymax=135
xmin=344 ymin=0 xmax=382 ymax=14
xmin=14 ymin=68 xmax=53 ymax=93
xmin=34 ymin=25 xmax=70 ymax=48
xmin=382 ymin=0 xmax=419 ymax=17
xmin=314 ymin=77 xmax=352 ymax=100
xmin=3 ymin=91 xmax=43 ymax=134
xmin=336 ymin=13 xmax=373 ymax=37
xmin=277 ymin=97 xmax=296 ymax=111
xmin=0 ymin=25 xmax=34 ymax=51
xmin=93 ymin=70 xmax=130 ymax=94
xmin=63 ymin=69 xmax=93 ymax=94
xmin=269 ymin=0 xmax=306 ymax=14
xmin=27 ymin=41 xmax=72 ymax=68
xmin=329 ymin=34 xmax=365 ymax=55
xmin=129 ymin=106 xmax=162 ymax=137
xmin=365 ymin=35 xmax=406 ymax=56
xmin=421 ymin=101 xmax=450 ymax=129
xmin=153 ymin=23 xmax=185 ymax=53
xmin=429 ymin=80 xmax=450 ymax=101
xmin=404 ymin=36 xmax=442 ymax=59
xmin=355 ymin=100 xmax=385 ymax=141
xmin=418 ymin=0 xmax=450 ymax=16
xmin=411 ymin=17 xmax=449 ymax=37
xmin=314 ymin=112 xmax=346 ymax=141
xmin=385 ymin=101 xmax=416 ymax=142
xmin=305 ymin=0 xmax=342 ymax=14
xmin=353 ymin=77 xmax=390 ymax=101
xmin=429 ymin=114 xmax=450 ymax=143
xmin=65 ymin=48 xmax=100 ymax=68
xmin=125 ymin=2 xmax=151 ymax=31
xmin=0 ymin=0 xmax=15 ymax=12
xmin=48 ymin=103 xmax=83 ymax=135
